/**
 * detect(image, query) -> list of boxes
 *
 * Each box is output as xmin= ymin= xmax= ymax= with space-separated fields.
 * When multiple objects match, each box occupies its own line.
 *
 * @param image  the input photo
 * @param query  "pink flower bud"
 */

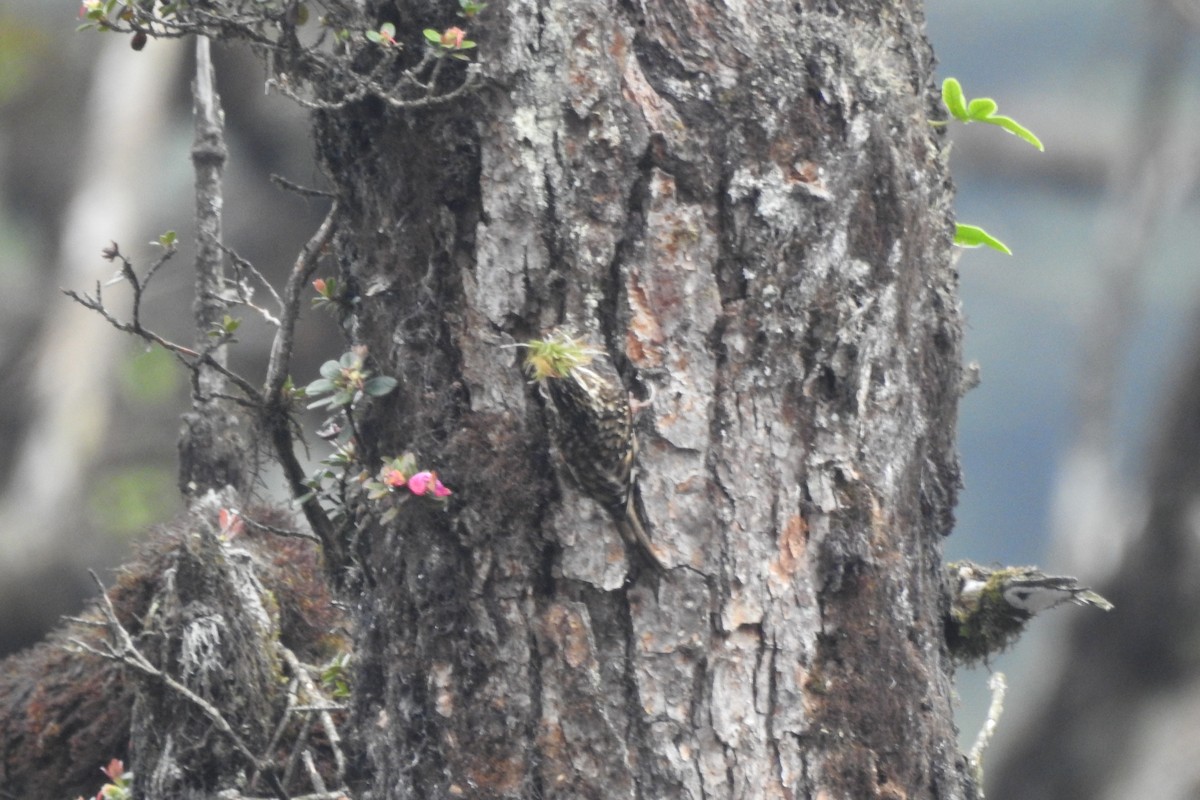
xmin=382 ymin=468 xmax=407 ymax=488
xmin=407 ymin=471 xmax=433 ymax=495
xmin=441 ymin=27 xmax=466 ymax=48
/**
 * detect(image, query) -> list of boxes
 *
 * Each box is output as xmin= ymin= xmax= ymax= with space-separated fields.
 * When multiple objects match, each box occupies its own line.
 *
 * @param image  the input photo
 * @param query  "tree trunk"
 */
xmin=316 ymin=1 xmax=969 ymax=797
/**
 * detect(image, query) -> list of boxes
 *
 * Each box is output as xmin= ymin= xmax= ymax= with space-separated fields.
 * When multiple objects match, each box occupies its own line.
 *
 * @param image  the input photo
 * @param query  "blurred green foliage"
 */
xmin=121 ymin=346 xmax=182 ymax=405
xmin=89 ymin=465 xmax=179 ymax=538
xmin=0 ymin=15 xmax=47 ymax=107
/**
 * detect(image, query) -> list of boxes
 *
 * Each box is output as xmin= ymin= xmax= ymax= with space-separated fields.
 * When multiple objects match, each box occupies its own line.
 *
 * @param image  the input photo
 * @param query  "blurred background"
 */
xmin=1 ymin=1 xmax=1197 ymax=797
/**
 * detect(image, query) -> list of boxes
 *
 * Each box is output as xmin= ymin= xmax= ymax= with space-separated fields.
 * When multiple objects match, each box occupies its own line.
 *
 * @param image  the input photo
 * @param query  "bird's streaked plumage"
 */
xmin=523 ymin=330 xmax=664 ymax=571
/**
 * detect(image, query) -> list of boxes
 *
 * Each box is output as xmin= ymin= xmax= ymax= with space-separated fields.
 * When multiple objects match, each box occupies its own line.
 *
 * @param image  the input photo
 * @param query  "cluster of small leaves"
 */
xmin=320 ymin=653 xmax=352 ymax=700
xmin=362 ymin=454 xmax=452 ymax=523
xmin=77 ymin=0 xmax=296 ymax=40
xmin=365 ymin=21 xmax=398 ymax=46
xmin=941 ymin=78 xmax=1043 ymax=151
xmin=938 ymin=78 xmax=1044 ymax=255
xmin=311 ymin=277 xmax=350 ymax=315
xmin=75 ymin=759 xmax=131 ymax=800
xmin=422 ymin=26 xmax=477 ymax=60
xmin=296 ymin=340 xmax=450 ymax=534
xmin=209 ymin=313 xmax=242 ymax=341
xmin=521 ymin=329 xmax=598 ymax=382
xmin=304 ymin=348 xmax=397 ymax=411
xmin=76 ymin=0 xmax=484 ymax=111
xmin=457 ymin=0 xmax=488 ymax=19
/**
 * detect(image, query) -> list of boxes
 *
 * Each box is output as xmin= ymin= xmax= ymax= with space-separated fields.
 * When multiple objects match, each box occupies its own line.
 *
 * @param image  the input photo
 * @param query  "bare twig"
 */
xmin=220 ymin=242 xmax=284 ymax=325
xmin=968 ymin=671 xmax=1007 ymax=794
xmin=302 ymin=749 xmax=328 ymax=794
xmin=270 ymin=174 xmax=336 ymax=199
xmin=232 ymin=509 xmax=322 ymax=544
xmin=249 ymin=676 xmax=301 ymax=793
xmin=280 ymin=646 xmax=348 ymax=785
xmin=264 ymin=200 xmax=339 ymax=400
xmin=282 ymin=708 xmax=316 ymax=790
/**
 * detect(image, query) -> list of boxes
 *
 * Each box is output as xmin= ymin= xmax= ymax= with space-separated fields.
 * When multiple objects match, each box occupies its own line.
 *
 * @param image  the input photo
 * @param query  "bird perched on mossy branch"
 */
xmin=522 ymin=329 xmax=665 ymax=572
xmin=945 ymin=560 xmax=1113 ymax=664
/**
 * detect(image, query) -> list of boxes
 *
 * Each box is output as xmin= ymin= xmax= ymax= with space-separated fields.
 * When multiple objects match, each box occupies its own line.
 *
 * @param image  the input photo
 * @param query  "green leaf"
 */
xmin=965 ymin=97 xmax=998 ymax=120
xmin=981 ymin=115 xmax=1044 ymax=151
xmin=305 ymin=378 xmax=334 ymax=395
xmin=158 ymin=230 xmax=177 ymax=247
xmin=954 ymin=223 xmax=1012 ymax=255
xmin=396 ymin=452 xmax=419 ymax=475
xmin=365 ymin=30 xmax=381 ymax=43
xmin=942 ymin=77 xmax=968 ymax=121
xmin=364 ymin=375 xmax=398 ymax=397
xmin=423 ymin=28 xmax=442 ymax=44
xmin=319 ymin=359 xmax=342 ymax=379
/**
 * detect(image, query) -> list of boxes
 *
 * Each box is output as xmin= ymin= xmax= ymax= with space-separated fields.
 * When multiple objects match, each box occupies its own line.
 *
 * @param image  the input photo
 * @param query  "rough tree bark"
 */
xmin=318 ymin=1 xmax=967 ymax=797
xmin=2 ymin=1 xmax=973 ymax=798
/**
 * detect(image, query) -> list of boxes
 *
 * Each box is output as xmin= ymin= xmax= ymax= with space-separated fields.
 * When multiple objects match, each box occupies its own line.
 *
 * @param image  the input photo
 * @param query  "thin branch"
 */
xmin=264 ymin=201 xmax=339 ymax=399
xmin=270 ymin=174 xmax=336 ymax=199
xmin=232 ymin=509 xmax=322 ymax=544
xmin=282 ymin=708 xmax=316 ymax=790
xmin=280 ymin=645 xmax=348 ymax=785
xmin=64 ymin=285 xmax=199 ymax=359
xmin=968 ymin=671 xmax=1007 ymax=794
xmin=249 ymin=676 xmax=300 ymax=793
xmin=302 ymin=749 xmax=328 ymax=795
xmin=220 ymin=242 xmax=284 ymax=325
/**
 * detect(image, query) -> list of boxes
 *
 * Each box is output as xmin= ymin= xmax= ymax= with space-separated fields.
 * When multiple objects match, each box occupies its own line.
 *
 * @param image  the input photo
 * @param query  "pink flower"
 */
xmin=407 ymin=471 xmax=433 ymax=495
xmin=218 ymin=508 xmax=245 ymax=538
xmin=382 ymin=468 xmax=406 ymax=488
xmin=407 ymin=470 xmax=452 ymax=497
xmin=313 ymin=278 xmax=327 ymax=295
xmin=441 ymin=27 xmax=466 ymax=48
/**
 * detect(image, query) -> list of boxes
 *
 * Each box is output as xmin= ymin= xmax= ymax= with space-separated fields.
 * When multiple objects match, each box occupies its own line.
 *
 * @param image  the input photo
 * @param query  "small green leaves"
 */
xmin=458 ymin=0 xmax=488 ymax=19
xmin=366 ymin=22 xmax=398 ymax=46
xmin=939 ymin=77 xmax=1040 ymax=256
xmin=157 ymin=230 xmax=177 ymax=248
xmin=312 ymin=276 xmax=346 ymax=313
xmin=424 ymin=26 xmax=476 ymax=59
xmin=209 ymin=314 xmax=242 ymax=339
xmin=954 ymin=223 xmax=1011 ymax=255
xmin=361 ymin=454 xmax=453 ymax=522
xmin=522 ymin=330 xmax=597 ymax=381
xmin=940 ymin=78 xmax=1044 ymax=152
xmin=321 ymin=654 xmax=352 ymax=700
xmin=364 ymin=375 xmax=399 ymax=397
xmin=304 ymin=348 xmax=397 ymax=409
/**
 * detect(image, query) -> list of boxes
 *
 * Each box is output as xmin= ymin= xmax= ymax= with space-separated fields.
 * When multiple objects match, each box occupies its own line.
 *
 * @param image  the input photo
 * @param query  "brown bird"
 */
xmin=523 ymin=330 xmax=665 ymax=572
